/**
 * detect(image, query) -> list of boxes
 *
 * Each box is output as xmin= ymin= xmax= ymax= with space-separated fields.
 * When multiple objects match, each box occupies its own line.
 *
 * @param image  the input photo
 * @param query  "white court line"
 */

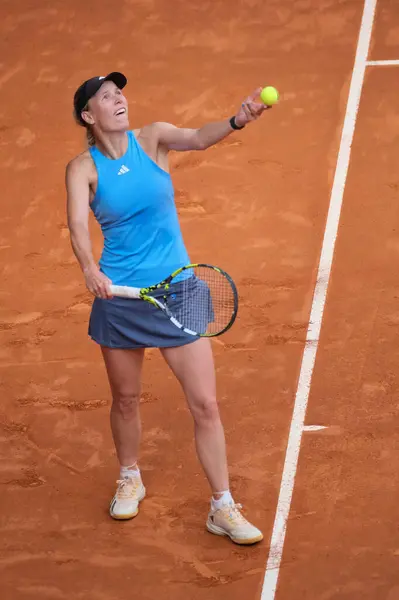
xmin=366 ymin=59 xmax=399 ymax=66
xmin=302 ymin=425 xmax=327 ymax=432
xmin=260 ymin=1 xmax=377 ymax=598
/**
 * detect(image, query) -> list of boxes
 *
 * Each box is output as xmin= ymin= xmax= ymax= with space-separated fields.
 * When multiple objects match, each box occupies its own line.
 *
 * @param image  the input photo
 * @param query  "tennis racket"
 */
xmin=109 ymin=263 xmax=238 ymax=337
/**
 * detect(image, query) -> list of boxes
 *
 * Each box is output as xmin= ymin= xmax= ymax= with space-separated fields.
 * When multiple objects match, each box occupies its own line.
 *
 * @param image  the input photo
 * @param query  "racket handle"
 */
xmin=110 ymin=284 xmax=141 ymax=299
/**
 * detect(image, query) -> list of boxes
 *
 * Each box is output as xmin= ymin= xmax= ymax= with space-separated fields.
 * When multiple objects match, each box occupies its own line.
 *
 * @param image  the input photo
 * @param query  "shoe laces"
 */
xmin=220 ymin=503 xmax=248 ymax=525
xmin=115 ymin=477 xmax=140 ymax=500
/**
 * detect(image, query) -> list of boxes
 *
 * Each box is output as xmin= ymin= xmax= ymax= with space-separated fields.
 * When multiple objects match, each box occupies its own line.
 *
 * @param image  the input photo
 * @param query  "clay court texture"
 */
xmin=1 ymin=0 xmax=399 ymax=599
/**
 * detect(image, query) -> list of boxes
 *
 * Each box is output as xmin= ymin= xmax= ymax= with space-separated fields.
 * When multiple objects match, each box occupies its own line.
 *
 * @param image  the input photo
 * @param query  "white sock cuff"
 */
xmin=120 ymin=464 xmax=140 ymax=478
xmin=212 ymin=490 xmax=234 ymax=509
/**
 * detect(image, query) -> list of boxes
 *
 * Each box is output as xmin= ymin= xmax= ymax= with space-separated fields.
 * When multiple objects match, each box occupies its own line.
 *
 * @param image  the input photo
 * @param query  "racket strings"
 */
xmin=175 ymin=266 xmax=237 ymax=335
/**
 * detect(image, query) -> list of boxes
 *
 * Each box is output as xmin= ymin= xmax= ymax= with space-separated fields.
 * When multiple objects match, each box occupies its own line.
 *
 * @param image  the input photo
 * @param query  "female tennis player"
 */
xmin=66 ymin=72 xmax=270 ymax=545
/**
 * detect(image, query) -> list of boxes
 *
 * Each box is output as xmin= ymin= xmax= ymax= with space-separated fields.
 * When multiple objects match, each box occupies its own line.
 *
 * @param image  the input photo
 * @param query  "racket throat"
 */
xmin=169 ymin=316 xmax=197 ymax=337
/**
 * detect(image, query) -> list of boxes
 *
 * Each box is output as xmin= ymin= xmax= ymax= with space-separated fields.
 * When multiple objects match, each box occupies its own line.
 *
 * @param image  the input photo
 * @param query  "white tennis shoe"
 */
xmin=109 ymin=475 xmax=146 ymax=520
xmin=206 ymin=502 xmax=263 ymax=545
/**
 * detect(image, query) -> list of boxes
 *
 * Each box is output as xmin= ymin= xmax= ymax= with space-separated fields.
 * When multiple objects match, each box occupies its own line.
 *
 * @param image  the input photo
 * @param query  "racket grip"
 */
xmin=109 ymin=285 xmax=141 ymax=299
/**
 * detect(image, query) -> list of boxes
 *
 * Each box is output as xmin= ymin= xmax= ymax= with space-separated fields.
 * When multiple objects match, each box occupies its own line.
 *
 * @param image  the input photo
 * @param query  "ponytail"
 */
xmin=86 ymin=127 xmax=95 ymax=147
xmin=73 ymin=104 xmax=96 ymax=148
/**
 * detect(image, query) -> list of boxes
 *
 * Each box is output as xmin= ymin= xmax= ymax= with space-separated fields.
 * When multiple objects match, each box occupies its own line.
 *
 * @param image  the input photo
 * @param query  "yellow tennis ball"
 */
xmin=260 ymin=86 xmax=279 ymax=106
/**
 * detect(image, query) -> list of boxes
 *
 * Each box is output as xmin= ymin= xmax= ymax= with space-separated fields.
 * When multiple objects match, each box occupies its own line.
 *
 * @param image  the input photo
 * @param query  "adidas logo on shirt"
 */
xmin=118 ymin=165 xmax=130 ymax=175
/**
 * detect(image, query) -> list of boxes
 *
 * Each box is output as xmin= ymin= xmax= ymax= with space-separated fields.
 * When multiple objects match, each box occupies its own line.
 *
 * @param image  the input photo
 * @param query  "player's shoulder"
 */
xmin=66 ymin=149 xmax=92 ymax=169
xmin=66 ymin=149 xmax=94 ymax=179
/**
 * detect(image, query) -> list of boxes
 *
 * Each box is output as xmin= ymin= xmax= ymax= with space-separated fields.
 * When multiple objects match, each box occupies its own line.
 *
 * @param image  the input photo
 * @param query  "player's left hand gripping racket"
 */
xmin=110 ymin=263 xmax=238 ymax=337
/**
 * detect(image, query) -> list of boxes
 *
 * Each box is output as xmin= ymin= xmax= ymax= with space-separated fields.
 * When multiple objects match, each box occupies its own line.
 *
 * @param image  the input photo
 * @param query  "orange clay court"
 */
xmin=1 ymin=1 xmax=399 ymax=599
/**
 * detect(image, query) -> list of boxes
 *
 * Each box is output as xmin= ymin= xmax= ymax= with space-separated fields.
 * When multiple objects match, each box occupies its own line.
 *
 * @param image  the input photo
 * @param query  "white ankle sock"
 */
xmin=212 ymin=490 xmax=234 ymax=510
xmin=120 ymin=464 xmax=141 ymax=480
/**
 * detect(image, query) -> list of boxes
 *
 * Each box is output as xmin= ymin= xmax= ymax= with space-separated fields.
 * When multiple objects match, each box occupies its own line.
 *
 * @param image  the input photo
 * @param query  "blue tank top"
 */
xmin=89 ymin=131 xmax=190 ymax=287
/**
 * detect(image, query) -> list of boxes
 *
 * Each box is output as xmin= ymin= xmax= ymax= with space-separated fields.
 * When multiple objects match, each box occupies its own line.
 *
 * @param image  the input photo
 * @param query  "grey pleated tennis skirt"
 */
xmin=88 ymin=278 xmax=213 ymax=349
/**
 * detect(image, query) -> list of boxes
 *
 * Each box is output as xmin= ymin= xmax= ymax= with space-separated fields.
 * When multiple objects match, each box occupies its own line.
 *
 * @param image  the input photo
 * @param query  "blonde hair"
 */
xmin=74 ymin=103 xmax=96 ymax=148
xmin=86 ymin=127 xmax=95 ymax=147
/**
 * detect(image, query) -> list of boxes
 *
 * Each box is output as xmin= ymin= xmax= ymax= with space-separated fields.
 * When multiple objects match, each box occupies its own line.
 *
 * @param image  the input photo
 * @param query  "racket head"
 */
xmin=144 ymin=263 xmax=239 ymax=337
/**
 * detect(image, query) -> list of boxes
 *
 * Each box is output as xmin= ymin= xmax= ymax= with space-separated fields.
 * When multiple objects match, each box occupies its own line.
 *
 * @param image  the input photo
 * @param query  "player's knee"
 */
xmin=191 ymin=395 xmax=220 ymax=425
xmin=112 ymin=390 xmax=140 ymax=419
